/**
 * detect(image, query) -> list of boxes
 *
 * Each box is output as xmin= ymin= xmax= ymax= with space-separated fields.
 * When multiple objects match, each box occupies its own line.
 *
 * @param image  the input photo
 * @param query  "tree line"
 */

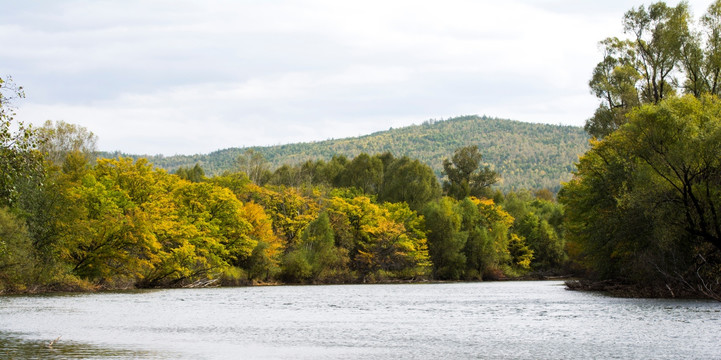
xmin=108 ymin=115 xmax=588 ymax=193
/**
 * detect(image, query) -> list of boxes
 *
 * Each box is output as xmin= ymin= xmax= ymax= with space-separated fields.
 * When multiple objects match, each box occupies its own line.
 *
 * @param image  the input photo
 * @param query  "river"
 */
xmin=0 ymin=281 xmax=719 ymax=359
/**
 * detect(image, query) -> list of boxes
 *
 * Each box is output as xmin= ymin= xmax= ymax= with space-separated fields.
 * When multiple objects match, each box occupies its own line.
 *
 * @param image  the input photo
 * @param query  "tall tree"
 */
xmin=623 ymin=2 xmax=689 ymax=104
xmin=339 ymin=153 xmax=383 ymax=194
xmin=0 ymin=207 xmax=35 ymax=291
xmin=422 ymin=197 xmax=467 ymax=280
xmin=379 ymin=156 xmax=441 ymax=210
xmin=586 ymin=1 xmax=692 ymax=138
xmin=442 ymin=145 xmax=498 ymax=200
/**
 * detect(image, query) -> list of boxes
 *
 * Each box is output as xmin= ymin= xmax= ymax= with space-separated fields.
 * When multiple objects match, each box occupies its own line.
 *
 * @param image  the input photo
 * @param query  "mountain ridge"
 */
xmin=101 ymin=115 xmax=589 ymax=191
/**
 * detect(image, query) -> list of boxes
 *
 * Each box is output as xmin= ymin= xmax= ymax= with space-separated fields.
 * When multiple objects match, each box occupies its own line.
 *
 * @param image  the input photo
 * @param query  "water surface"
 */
xmin=1 ymin=281 xmax=719 ymax=359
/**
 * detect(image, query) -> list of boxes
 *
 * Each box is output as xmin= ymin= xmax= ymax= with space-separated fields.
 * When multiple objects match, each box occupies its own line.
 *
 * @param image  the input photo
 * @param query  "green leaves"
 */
xmin=562 ymin=95 xmax=721 ymax=295
xmin=0 ymin=76 xmax=42 ymax=207
xmin=586 ymin=1 xmax=721 ymax=139
xmin=442 ymin=146 xmax=498 ymax=200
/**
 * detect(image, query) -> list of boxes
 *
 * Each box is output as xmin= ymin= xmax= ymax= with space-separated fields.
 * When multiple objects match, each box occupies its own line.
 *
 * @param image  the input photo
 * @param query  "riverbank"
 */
xmin=2 ymin=273 xmax=558 ymax=296
xmin=8 ymin=273 xmax=717 ymax=301
xmin=563 ymin=279 xmax=713 ymax=299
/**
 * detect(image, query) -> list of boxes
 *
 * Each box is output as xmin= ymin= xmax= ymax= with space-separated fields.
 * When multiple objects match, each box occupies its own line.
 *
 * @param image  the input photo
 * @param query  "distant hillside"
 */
xmin=102 ymin=116 xmax=589 ymax=192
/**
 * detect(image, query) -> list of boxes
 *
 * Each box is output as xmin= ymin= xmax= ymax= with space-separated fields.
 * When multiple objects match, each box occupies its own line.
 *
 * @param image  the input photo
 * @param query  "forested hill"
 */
xmin=104 ymin=116 xmax=589 ymax=191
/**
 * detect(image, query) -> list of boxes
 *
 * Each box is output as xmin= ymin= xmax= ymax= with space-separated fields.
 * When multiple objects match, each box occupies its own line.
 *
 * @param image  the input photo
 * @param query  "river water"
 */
xmin=0 ymin=281 xmax=719 ymax=359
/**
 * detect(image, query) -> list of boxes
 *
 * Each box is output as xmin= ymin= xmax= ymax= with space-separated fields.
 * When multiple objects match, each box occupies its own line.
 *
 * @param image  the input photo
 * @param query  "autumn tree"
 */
xmin=326 ymin=195 xmax=430 ymax=281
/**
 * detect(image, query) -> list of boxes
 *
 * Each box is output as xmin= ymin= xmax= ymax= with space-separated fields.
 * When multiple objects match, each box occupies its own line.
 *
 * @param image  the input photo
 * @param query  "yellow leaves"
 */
xmin=467 ymin=196 xmax=514 ymax=230
xmin=508 ymin=234 xmax=533 ymax=270
xmin=245 ymin=185 xmax=320 ymax=246
xmin=467 ymin=196 xmax=494 ymax=206
xmin=241 ymin=201 xmax=281 ymax=259
xmin=327 ymin=195 xmax=431 ymax=277
xmin=60 ymin=157 xmax=263 ymax=286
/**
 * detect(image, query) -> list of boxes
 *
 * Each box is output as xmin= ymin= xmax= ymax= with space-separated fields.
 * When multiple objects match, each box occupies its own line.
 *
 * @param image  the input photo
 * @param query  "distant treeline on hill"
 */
xmin=101 ymin=116 xmax=589 ymax=192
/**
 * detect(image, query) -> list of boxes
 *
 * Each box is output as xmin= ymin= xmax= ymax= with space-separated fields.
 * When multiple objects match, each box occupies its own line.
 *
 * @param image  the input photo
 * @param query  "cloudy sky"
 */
xmin=2 ymin=0 xmax=713 ymax=155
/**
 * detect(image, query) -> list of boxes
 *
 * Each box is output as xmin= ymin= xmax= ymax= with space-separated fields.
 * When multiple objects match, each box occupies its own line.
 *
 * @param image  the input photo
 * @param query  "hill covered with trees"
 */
xmin=106 ymin=116 xmax=589 ymax=192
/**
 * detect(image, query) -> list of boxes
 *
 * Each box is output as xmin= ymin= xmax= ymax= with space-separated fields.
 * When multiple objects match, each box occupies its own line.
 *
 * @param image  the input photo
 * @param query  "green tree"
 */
xmin=0 ymin=207 xmax=35 ymax=291
xmin=269 ymin=164 xmax=303 ymax=187
xmin=175 ymin=163 xmax=206 ymax=183
xmin=17 ymin=151 xmax=90 ymax=283
xmin=584 ymin=1 xmax=721 ymax=138
xmin=457 ymin=198 xmax=494 ymax=279
xmin=0 ymin=76 xmax=42 ymax=207
xmin=623 ymin=2 xmax=689 ymax=104
xmin=246 ymin=241 xmax=276 ymax=282
xmin=442 ymin=146 xmax=498 ymax=200
xmin=422 ymin=197 xmax=467 ymax=280
xmin=586 ymin=37 xmax=641 ymax=138
xmin=517 ymin=213 xmax=565 ymax=270
xmin=280 ymin=249 xmax=312 ymax=282
xmin=339 ymin=153 xmax=383 ymax=194
xmin=502 ymin=191 xmax=566 ymax=270
xmin=379 ymin=156 xmax=441 ymax=211
xmin=301 ymin=212 xmax=339 ymax=276
xmin=282 ymin=211 xmax=346 ymax=282
xmin=561 ymin=95 xmax=721 ymax=297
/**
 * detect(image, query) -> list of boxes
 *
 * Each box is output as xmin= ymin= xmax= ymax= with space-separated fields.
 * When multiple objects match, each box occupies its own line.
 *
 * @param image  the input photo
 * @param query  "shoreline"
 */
xmin=563 ymin=279 xmax=715 ymax=300
xmin=5 ymin=276 xmax=716 ymax=301
xmin=1 ymin=276 xmax=571 ymax=296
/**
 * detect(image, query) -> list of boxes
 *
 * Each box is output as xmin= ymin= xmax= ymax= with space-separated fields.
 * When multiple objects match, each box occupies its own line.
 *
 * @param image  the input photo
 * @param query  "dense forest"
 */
xmin=3 ymin=0 xmax=721 ymax=301
xmin=103 ymin=116 xmax=589 ymax=192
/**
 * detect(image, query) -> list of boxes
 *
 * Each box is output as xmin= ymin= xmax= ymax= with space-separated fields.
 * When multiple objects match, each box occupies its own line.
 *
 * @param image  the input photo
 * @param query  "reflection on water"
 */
xmin=0 ymin=331 xmax=163 ymax=359
xmin=0 ymin=281 xmax=719 ymax=359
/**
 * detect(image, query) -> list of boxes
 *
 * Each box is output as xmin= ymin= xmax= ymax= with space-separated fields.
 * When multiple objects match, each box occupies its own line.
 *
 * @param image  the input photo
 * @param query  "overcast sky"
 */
xmin=2 ymin=0 xmax=713 ymax=155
